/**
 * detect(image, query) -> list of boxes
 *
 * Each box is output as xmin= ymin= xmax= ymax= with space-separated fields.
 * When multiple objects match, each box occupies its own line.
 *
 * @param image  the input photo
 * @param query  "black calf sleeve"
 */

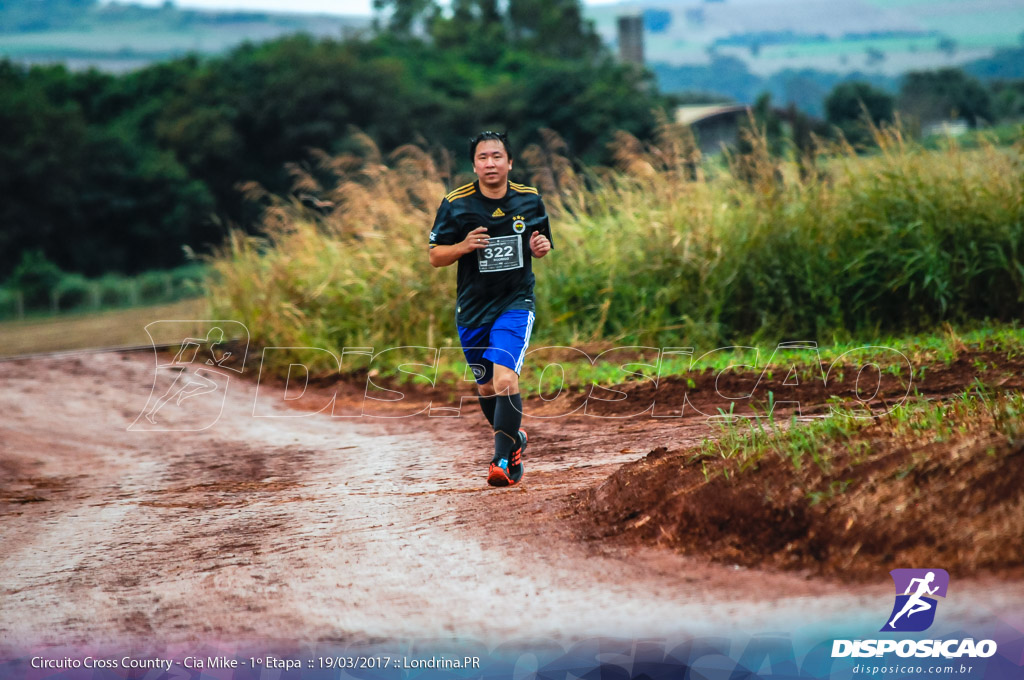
xmin=478 ymin=393 xmax=497 ymax=428
xmin=491 ymin=393 xmax=523 ymax=464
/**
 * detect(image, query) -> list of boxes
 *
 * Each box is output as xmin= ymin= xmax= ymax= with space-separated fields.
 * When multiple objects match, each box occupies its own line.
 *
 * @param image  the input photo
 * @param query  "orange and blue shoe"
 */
xmin=487 ymin=429 xmax=527 ymax=487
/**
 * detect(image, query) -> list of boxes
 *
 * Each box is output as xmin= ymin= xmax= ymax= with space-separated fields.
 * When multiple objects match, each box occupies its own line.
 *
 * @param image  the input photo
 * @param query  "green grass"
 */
xmin=368 ymin=321 xmax=1024 ymax=400
xmin=695 ymin=384 xmax=1024 ymax=483
xmin=206 ymin=123 xmax=1024 ymax=380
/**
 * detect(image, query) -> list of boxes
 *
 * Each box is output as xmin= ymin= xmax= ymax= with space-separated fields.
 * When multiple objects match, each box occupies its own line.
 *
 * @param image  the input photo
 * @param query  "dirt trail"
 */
xmin=1 ymin=351 xmax=1020 ymax=655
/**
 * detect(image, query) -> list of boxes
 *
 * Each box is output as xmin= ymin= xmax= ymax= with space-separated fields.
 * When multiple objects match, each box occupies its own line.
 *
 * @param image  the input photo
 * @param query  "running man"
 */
xmin=428 ymin=131 xmax=553 ymax=487
xmin=889 ymin=571 xmax=939 ymax=628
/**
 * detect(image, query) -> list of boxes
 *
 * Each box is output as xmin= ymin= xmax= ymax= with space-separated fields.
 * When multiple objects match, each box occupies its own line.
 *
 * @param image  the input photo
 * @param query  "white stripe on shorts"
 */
xmin=515 ymin=311 xmax=535 ymax=374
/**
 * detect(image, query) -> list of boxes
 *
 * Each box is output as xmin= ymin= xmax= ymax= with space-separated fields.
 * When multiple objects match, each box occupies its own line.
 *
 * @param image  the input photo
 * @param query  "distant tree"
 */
xmin=430 ymin=0 xmax=510 ymax=59
xmin=4 ymin=250 xmax=64 ymax=308
xmin=0 ymin=60 xmax=213 ymax=277
xmin=506 ymin=0 xmax=602 ymax=59
xmin=825 ymin=81 xmax=895 ymax=146
xmin=938 ymin=36 xmax=957 ymax=57
xmin=990 ymin=79 xmax=1024 ymax=120
xmin=495 ymin=55 xmax=660 ymax=162
xmin=899 ymin=68 xmax=993 ymax=127
xmin=371 ymin=0 xmax=437 ymax=35
xmin=373 ymin=0 xmax=603 ymax=61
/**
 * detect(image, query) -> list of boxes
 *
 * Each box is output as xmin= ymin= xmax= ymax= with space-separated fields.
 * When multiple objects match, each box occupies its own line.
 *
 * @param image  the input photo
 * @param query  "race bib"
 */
xmin=477 ymin=234 xmax=523 ymax=273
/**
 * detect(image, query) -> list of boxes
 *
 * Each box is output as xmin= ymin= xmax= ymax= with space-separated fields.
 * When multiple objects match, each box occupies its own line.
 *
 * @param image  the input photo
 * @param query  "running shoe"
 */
xmin=508 ymin=429 xmax=527 ymax=484
xmin=487 ymin=460 xmax=513 ymax=487
xmin=487 ymin=429 xmax=527 ymax=487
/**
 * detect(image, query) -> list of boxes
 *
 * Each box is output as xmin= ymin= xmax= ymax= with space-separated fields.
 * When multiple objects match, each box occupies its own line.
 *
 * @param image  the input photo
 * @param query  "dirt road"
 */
xmin=1 ymin=351 xmax=1020 ymax=655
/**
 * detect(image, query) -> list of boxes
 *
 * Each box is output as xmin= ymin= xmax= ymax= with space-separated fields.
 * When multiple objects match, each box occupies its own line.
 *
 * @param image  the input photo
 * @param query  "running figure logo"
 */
xmin=142 ymin=328 xmax=230 ymax=424
xmin=881 ymin=568 xmax=950 ymax=632
xmin=130 ymin=320 xmax=249 ymax=432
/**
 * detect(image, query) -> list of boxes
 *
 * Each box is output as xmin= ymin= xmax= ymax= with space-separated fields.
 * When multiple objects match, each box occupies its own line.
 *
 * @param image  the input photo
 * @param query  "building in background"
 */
xmin=617 ymin=15 xmax=644 ymax=65
xmin=676 ymin=104 xmax=750 ymax=155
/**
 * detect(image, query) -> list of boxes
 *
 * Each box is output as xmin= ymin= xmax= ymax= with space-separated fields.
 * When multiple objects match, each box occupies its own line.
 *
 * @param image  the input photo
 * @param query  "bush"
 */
xmin=95 ymin=273 xmax=134 ymax=308
xmin=138 ymin=270 xmax=174 ymax=303
xmin=5 ymin=250 xmax=64 ymax=310
xmin=169 ymin=263 xmax=209 ymax=298
xmin=54 ymin=273 xmax=93 ymax=312
xmin=0 ymin=287 xmax=19 ymax=319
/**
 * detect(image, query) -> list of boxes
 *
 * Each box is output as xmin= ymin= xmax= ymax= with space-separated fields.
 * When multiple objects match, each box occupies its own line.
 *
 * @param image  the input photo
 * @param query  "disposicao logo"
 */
xmin=831 ymin=568 xmax=998 ymax=659
xmin=882 ymin=568 xmax=949 ymax=632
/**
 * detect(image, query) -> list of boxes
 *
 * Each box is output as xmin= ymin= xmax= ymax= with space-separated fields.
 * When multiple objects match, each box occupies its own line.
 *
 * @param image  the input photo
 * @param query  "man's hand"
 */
xmin=530 ymin=231 xmax=551 ymax=258
xmin=429 ymin=226 xmax=488 ymax=267
xmin=461 ymin=226 xmax=490 ymax=254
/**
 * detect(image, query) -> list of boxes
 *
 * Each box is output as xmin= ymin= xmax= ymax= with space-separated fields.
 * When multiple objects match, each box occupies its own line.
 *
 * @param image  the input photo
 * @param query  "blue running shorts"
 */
xmin=457 ymin=309 xmax=535 ymax=385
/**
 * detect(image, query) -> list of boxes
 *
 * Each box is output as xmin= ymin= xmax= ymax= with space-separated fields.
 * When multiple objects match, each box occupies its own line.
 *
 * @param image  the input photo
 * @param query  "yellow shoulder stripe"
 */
xmin=446 ymin=187 xmax=477 ymax=202
xmin=446 ymin=183 xmax=476 ymax=201
xmin=509 ymin=182 xmax=538 ymax=195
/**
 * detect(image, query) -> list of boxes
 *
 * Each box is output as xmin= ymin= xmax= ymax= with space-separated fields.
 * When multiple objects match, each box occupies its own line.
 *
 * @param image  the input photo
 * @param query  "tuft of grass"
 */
xmin=696 ymin=386 xmax=1024 ymax=491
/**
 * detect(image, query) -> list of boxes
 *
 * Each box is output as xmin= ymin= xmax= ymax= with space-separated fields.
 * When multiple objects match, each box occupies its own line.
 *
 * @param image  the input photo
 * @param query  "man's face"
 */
xmin=473 ymin=139 xmax=511 ymax=190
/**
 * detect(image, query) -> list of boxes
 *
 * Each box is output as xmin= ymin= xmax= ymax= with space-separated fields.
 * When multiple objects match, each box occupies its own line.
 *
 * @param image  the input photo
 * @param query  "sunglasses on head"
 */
xmin=471 ymin=131 xmax=507 ymax=143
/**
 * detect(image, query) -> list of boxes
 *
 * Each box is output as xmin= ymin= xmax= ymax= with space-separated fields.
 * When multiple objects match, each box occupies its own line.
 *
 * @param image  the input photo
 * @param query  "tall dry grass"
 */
xmin=206 ymin=121 xmax=1024 ymax=376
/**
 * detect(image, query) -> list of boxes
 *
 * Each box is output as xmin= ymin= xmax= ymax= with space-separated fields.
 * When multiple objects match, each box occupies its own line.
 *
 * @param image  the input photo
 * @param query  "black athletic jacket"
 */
xmin=429 ymin=180 xmax=553 ymax=328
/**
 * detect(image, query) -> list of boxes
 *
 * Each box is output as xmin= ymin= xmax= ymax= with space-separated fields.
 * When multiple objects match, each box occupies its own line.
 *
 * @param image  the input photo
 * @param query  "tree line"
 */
xmin=2 ymin=0 xmax=1022 ymax=284
xmin=1 ymin=0 xmax=666 ymax=280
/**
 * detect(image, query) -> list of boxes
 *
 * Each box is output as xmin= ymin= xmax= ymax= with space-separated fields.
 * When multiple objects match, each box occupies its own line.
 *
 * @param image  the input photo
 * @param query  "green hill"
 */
xmin=0 ymin=0 xmax=369 ymax=71
xmin=587 ymin=0 xmax=1024 ymax=76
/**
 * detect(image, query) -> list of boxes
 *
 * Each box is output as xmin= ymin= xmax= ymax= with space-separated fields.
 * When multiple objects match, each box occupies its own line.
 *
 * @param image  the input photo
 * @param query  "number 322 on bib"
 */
xmin=477 ymin=235 xmax=523 ymax=273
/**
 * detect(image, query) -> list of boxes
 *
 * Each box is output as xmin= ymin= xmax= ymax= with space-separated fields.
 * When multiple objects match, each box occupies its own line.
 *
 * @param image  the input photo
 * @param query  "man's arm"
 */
xmin=429 ymin=244 xmax=468 ymax=268
xmin=429 ymin=226 xmax=490 ymax=267
xmin=529 ymin=195 xmax=553 ymax=259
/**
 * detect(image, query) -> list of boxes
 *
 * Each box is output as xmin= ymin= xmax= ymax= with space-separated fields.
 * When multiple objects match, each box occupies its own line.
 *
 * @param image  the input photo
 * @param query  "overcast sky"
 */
xmin=107 ymin=0 xmax=623 ymax=16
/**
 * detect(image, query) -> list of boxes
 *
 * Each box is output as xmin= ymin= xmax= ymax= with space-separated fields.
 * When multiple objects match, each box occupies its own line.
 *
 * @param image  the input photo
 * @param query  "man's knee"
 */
xmin=492 ymin=368 xmax=519 ymax=395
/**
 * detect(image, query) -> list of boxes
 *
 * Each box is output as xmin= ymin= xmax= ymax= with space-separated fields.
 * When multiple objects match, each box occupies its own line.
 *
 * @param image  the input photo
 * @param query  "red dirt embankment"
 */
xmin=572 ymin=350 xmax=1024 ymax=581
